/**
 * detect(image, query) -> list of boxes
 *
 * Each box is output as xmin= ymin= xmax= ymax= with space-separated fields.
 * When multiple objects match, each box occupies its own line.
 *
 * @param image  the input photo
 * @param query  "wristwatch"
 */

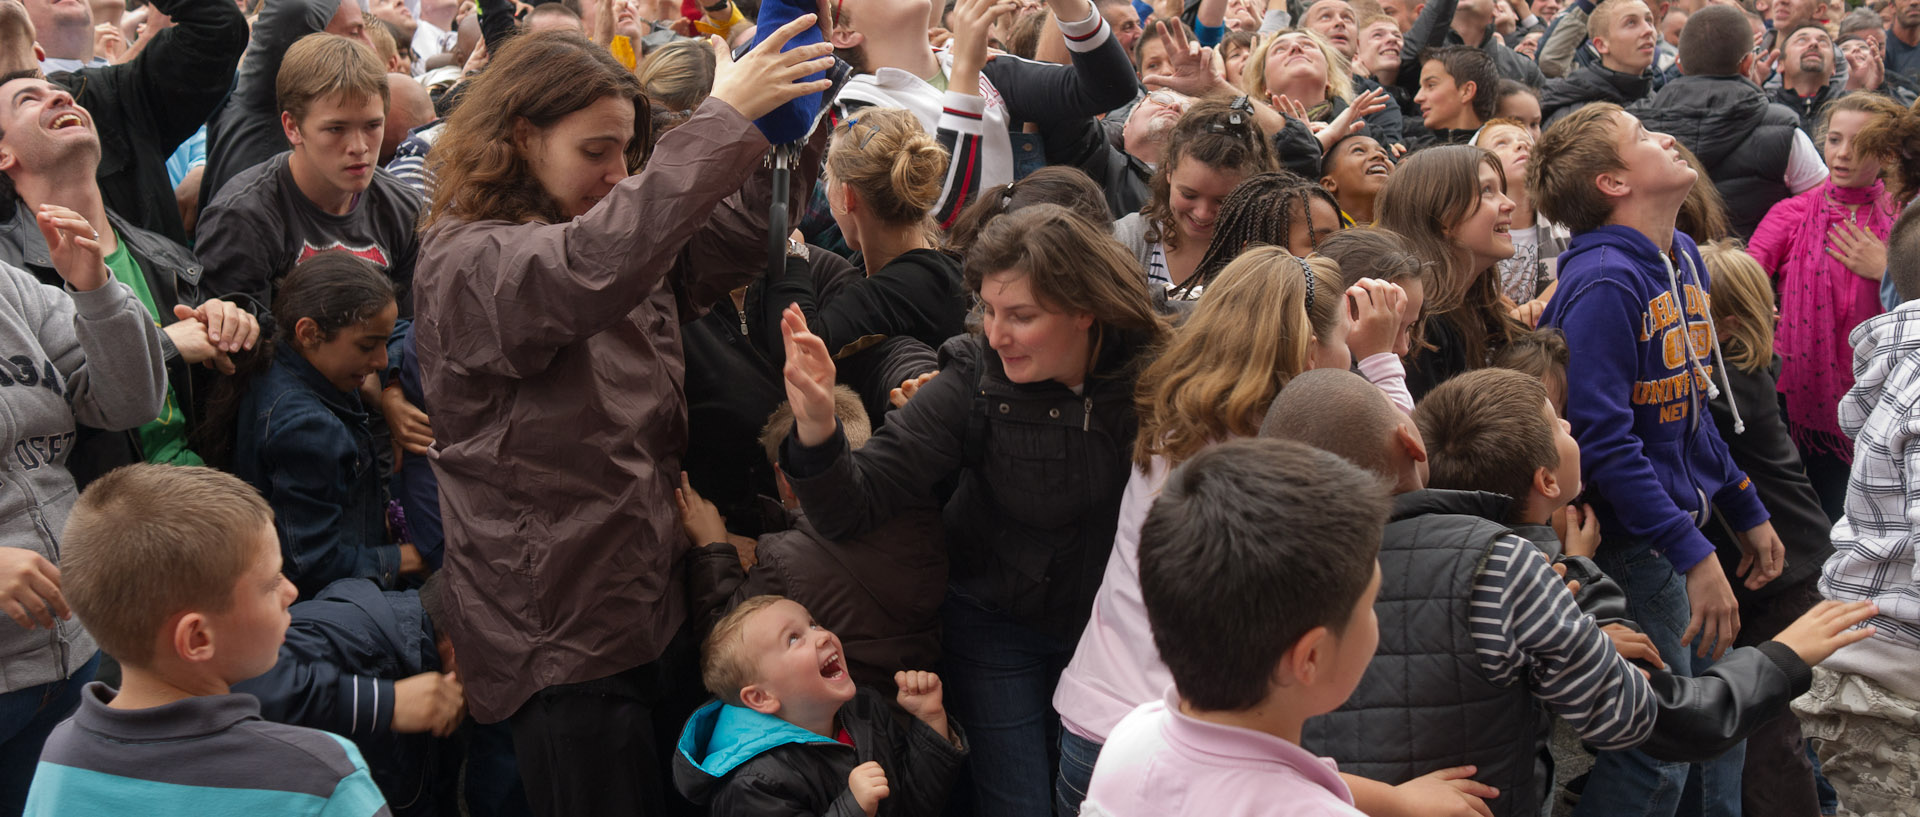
xmin=786 ymin=237 xmax=810 ymax=261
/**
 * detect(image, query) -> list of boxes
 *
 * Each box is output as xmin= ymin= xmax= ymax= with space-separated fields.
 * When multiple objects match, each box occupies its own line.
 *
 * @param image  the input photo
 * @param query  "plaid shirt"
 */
xmin=1825 ymin=300 xmax=1920 ymax=647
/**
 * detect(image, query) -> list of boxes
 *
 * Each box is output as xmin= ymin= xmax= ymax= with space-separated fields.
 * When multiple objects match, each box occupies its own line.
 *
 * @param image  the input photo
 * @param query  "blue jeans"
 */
xmin=941 ymin=589 xmax=1074 ymax=817
xmin=0 ymin=652 xmax=98 ymax=817
xmin=1574 ymin=538 xmax=1745 ymax=817
xmin=1052 ymin=729 xmax=1103 ymax=816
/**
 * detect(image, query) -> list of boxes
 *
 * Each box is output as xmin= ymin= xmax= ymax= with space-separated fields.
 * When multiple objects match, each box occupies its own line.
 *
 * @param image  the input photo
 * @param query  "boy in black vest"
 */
xmin=1261 ymin=368 xmax=1656 ymax=817
xmin=1414 ymin=368 xmax=1879 ymax=758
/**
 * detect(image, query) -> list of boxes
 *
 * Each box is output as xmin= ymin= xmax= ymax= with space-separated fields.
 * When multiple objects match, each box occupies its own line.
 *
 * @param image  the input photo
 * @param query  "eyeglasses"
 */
xmin=1145 ymin=90 xmax=1190 ymax=110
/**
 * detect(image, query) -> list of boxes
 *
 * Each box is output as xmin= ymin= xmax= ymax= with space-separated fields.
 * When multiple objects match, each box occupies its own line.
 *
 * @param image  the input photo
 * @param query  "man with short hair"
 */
xmin=0 ymin=76 xmax=256 ymax=485
xmin=0 ymin=0 xmax=246 ymax=245
xmin=196 ymin=33 xmax=420 ymax=316
xmin=1635 ymin=4 xmax=1825 ymax=238
xmin=1886 ymin=0 xmax=1920 ymax=79
xmin=200 ymin=0 xmax=376 ymax=207
xmin=1772 ymin=21 xmax=1837 ymax=133
xmin=1539 ymin=0 xmax=1662 ymax=125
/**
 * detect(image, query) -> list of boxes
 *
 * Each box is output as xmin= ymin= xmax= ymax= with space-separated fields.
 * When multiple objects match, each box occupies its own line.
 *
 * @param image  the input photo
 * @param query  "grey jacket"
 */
xmin=0 ymin=264 xmax=167 ymax=693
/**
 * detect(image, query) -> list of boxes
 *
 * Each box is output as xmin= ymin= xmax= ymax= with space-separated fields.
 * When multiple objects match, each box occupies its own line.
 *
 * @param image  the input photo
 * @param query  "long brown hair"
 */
xmin=1140 ymin=97 xmax=1278 ymax=251
xmin=964 ymin=204 xmax=1170 ymax=369
xmin=1134 ymin=246 xmax=1332 ymax=468
xmin=1841 ymin=92 xmax=1918 ymax=201
xmin=425 ymin=31 xmax=652 ymax=229
xmin=1375 ymin=145 xmax=1523 ymax=368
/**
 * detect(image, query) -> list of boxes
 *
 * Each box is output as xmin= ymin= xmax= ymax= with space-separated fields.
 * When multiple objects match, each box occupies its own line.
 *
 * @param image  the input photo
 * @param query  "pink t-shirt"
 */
xmin=1082 ymin=689 xmax=1364 ymax=817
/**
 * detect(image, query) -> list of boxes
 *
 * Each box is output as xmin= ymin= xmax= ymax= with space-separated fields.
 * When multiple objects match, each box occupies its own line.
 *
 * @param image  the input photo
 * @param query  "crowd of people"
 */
xmin=0 ymin=0 xmax=1917 ymax=812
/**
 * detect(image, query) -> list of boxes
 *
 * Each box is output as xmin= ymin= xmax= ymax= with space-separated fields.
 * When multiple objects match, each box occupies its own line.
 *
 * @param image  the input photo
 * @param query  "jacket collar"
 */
xmin=1389 ymin=489 xmax=1515 ymax=524
xmin=675 ymin=699 xmax=844 ymax=780
xmin=272 ymin=342 xmax=367 ymax=419
xmin=0 ymin=198 xmax=196 ymax=308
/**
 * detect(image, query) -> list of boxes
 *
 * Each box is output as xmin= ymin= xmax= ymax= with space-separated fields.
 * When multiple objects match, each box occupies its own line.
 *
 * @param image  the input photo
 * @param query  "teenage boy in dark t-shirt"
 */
xmin=197 ymin=33 xmax=421 ymax=317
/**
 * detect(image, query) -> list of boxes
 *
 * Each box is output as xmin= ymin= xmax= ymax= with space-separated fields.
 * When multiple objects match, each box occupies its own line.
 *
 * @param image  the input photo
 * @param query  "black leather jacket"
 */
xmin=0 ymin=201 xmax=207 ymax=486
xmin=1511 ymin=522 xmax=1814 ymax=762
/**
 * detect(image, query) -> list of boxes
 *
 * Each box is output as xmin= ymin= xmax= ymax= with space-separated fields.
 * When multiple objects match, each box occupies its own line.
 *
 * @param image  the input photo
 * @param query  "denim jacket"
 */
xmin=234 ymin=343 xmax=395 ymax=598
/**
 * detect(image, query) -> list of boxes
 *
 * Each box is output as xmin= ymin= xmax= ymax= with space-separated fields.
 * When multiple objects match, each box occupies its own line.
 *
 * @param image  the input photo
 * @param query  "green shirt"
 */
xmin=102 ymin=239 xmax=202 ymax=466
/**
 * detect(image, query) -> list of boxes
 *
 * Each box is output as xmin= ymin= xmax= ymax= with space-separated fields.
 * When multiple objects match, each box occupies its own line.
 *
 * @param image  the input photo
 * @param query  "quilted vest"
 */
xmin=1301 ymin=490 xmax=1545 ymax=817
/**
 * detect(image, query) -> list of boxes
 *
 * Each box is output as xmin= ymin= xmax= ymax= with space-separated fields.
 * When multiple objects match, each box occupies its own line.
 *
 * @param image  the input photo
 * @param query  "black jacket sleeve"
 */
xmin=477 ymin=0 xmax=518 ymax=55
xmin=1706 ymin=361 xmax=1835 ymax=601
xmin=709 ymin=770 xmax=871 ymax=817
xmin=1562 ymin=552 xmax=1815 ymax=763
xmin=235 ymin=655 xmax=398 ymax=737
xmin=1634 ymin=642 xmax=1812 ymax=762
xmin=1397 ymin=0 xmax=1460 ymax=96
xmin=97 ymin=0 xmax=248 ymax=151
xmin=780 ymin=341 xmax=979 ymax=539
xmin=759 ymin=251 xmax=962 ymax=359
xmin=982 ymin=37 xmax=1140 ymax=134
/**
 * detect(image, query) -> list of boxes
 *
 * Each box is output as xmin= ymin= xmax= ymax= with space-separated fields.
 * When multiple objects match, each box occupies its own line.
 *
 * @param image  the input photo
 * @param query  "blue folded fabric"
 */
xmin=749 ymin=0 xmax=829 ymax=144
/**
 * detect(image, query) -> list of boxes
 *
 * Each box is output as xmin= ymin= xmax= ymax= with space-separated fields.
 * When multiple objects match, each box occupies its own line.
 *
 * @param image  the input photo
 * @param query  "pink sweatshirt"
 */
xmin=1081 ymin=688 xmax=1364 ymax=817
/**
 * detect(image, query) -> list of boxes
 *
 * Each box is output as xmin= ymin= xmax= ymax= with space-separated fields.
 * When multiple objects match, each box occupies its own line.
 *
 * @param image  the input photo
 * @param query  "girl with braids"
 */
xmin=1114 ymin=97 xmax=1278 ymax=292
xmin=1052 ymin=247 xmax=1435 ymax=815
xmin=204 ymin=253 xmax=415 ymax=600
xmin=1375 ymin=144 xmax=1527 ymax=399
xmin=761 ymin=107 xmax=969 ymax=357
xmin=777 ymin=205 xmax=1168 ymax=816
xmin=1747 ymin=92 xmax=1908 ymax=519
xmin=1179 ymin=171 xmax=1343 ymax=298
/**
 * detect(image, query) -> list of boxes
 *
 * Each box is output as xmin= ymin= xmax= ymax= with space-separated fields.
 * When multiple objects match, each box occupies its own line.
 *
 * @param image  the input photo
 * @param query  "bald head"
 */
xmin=1259 ymin=368 xmax=1423 ymax=493
xmin=381 ymin=73 xmax=435 ymax=163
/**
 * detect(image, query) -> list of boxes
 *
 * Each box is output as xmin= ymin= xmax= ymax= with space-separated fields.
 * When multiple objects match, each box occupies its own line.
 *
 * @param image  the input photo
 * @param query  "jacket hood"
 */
xmin=673 ymin=699 xmax=839 ymax=802
xmin=308 ymin=578 xmax=436 ymax=675
xmin=1840 ymin=300 xmax=1920 ymax=441
xmin=1558 ymin=225 xmax=1688 ymax=286
xmin=1636 ymin=75 xmax=1772 ymax=167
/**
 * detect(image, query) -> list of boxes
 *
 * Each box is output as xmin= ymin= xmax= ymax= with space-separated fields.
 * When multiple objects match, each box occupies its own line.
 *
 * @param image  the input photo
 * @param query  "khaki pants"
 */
xmin=1794 ymin=668 xmax=1920 ymax=817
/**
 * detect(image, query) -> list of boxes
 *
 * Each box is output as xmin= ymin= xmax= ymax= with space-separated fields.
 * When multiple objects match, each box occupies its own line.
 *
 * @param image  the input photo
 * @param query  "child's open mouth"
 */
xmin=820 ymin=652 xmax=845 ymax=680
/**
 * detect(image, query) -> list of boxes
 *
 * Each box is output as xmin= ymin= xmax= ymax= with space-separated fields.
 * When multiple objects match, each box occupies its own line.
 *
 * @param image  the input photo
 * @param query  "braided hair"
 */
xmin=1178 ymin=172 xmax=1342 ymax=297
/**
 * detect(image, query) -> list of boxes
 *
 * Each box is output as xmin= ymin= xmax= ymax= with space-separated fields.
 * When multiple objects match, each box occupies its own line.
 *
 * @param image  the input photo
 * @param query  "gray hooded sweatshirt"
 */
xmin=0 ymin=261 xmax=166 ymax=694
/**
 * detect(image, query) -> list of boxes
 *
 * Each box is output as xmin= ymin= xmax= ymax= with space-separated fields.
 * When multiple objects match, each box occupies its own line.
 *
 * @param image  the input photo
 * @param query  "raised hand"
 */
xmin=780 ymin=304 xmax=840 ymax=447
xmin=1142 ymin=20 xmax=1233 ymax=98
xmin=948 ymin=0 xmax=1019 ymax=96
xmin=1315 ymin=86 xmax=1387 ymax=152
xmin=0 ymin=546 xmax=69 ymax=630
xmin=1343 ymin=278 xmax=1406 ymax=361
xmin=707 ymin=15 xmax=837 ymax=121
xmin=848 ymin=761 xmax=890 ymax=817
xmin=1746 ymin=48 xmax=1779 ymax=87
xmin=895 ymin=670 xmax=953 ymax=741
xmin=35 ymin=205 xmax=107 ymax=292
xmin=1774 ymin=599 xmax=1879 ymax=666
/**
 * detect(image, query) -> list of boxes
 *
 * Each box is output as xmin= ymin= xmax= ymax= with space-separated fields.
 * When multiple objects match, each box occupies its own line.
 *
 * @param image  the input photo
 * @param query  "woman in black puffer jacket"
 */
xmin=775 ymin=205 xmax=1168 ymax=817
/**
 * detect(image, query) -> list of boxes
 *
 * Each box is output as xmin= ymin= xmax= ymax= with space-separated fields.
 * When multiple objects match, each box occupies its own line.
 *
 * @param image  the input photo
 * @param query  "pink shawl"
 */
xmin=1752 ymin=180 xmax=1898 ymax=462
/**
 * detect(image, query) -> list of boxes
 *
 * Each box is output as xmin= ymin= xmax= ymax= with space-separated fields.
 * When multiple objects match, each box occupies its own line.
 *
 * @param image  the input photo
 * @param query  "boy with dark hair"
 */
xmin=1531 ymin=101 xmax=1789 ymax=817
xmin=197 ymin=32 xmax=422 ymax=316
xmin=678 ymin=389 xmax=946 ymax=697
xmin=1411 ymin=45 xmax=1497 ymax=146
xmin=1793 ymin=204 xmax=1920 ymax=815
xmin=24 ymin=464 xmax=388 ymax=816
xmin=1082 ymin=438 xmax=1387 ymax=816
xmin=1260 ymin=369 xmax=1655 ymax=817
xmin=672 ymin=595 xmax=966 ymax=816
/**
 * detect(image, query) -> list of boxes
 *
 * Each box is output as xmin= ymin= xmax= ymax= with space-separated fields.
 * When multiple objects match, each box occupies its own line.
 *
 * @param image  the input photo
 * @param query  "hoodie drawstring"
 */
xmin=1663 ymin=249 xmax=1746 ymax=435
